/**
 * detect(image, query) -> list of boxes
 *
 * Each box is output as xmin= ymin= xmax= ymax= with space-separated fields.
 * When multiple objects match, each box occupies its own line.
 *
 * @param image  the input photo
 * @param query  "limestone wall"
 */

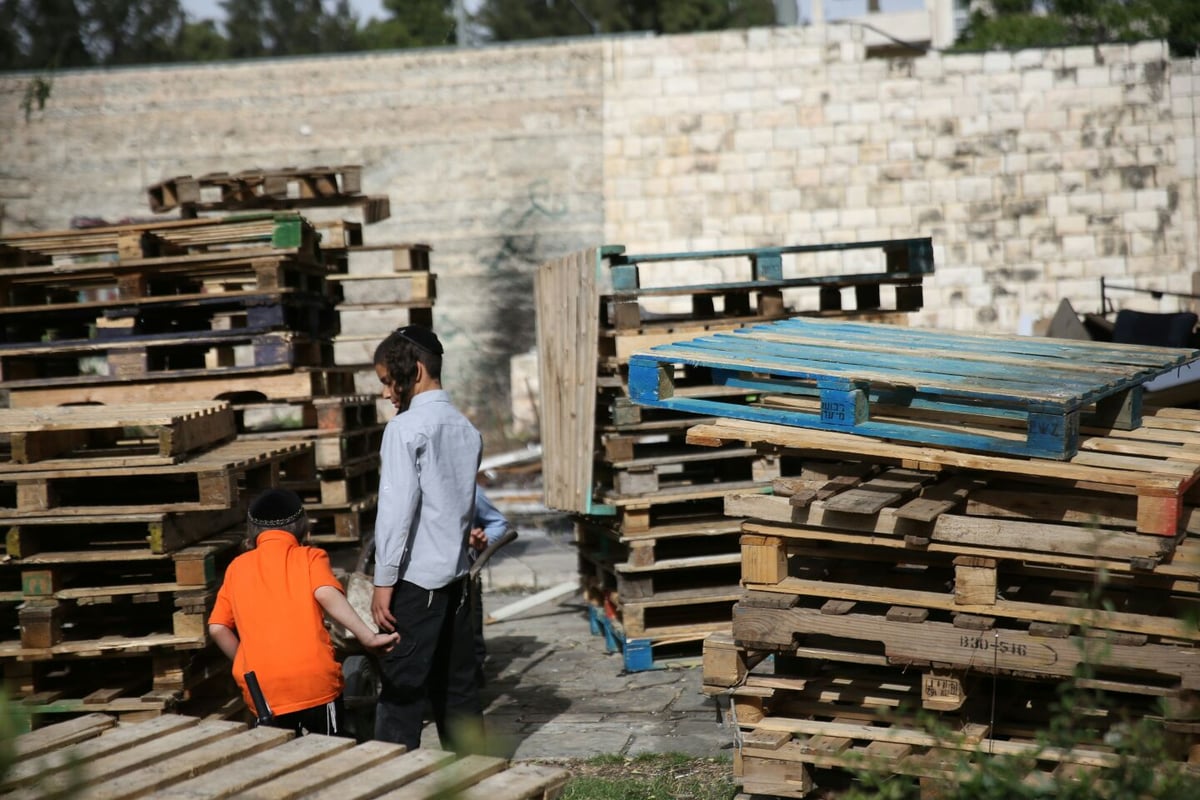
xmin=603 ymin=27 xmax=1199 ymax=332
xmin=2 ymin=29 xmax=1197 ymax=437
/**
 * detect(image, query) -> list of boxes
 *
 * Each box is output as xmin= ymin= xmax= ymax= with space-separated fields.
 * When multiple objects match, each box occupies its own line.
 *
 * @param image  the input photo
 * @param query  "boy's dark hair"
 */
xmin=374 ymin=326 xmax=444 ymax=390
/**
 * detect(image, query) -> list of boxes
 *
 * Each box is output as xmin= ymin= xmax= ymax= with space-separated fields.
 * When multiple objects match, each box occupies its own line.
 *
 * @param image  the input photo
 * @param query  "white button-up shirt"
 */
xmin=374 ymin=389 xmax=482 ymax=590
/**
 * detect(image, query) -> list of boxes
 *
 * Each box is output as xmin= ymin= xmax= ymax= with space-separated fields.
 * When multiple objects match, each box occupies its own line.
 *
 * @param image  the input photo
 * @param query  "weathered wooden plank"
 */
xmin=10 ymin=712 xmax=116 ymax=763
xmin=8 ymin=719 xmax=245 ymax=799
xmin=233 ymin=740 xmax=410 ymax=799
xmin=84 ymin=725 xmax=294 ymax=799
xmin=454 ymin=762 xmax=571 ymax=800
xmin=4 ymin=714 xmax=198 ymax=791
xmin=151 ymin=734 xmax=357 ymax=799
xmin=299 ymin=748 xmax=457 ymax=800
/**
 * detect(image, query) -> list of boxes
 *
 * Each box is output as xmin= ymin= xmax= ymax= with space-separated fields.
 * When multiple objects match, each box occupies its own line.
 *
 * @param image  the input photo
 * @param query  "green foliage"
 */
xmin=953 ymin=0 xmax=1195 ymax=56
xmin=359 ymin=0 xmax=455 ymax=49
xmin=472 ymin=0 xmax=776 ymax=43
xmin=560 ymin=753 xmax=739 ymax=800
xmin=21 ymin=74 xmax=52 ymax=121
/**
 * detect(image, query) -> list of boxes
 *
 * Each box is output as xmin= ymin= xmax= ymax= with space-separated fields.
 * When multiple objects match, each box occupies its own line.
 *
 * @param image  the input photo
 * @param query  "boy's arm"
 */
xmin=209 ymin=623 xmax=240 ymax=661
xmin=372 ymin=425 xmax=421 ymax=630
xmin=315 ymin=585 xmax=399 ymax=652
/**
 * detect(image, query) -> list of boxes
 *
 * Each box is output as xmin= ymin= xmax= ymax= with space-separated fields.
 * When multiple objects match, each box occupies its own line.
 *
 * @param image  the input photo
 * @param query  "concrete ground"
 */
xmin=418 ymin=516 xmax=740 ymax=760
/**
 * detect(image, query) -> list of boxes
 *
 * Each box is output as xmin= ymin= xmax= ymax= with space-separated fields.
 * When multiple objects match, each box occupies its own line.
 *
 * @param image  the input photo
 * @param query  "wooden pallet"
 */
xmin=0 ymin=330 xmax=330 ymax=384
xmin=631 ymin=319 xmax=1200 ymax=461
xmin=3 ymin=509 xmax=243 ymax=558
xmin=0 ymin=402 xmax=235 ymax=468
xmin=597 ymin=438 xmax=776 ymax=498
xmin=0 ymin=439 xmax=312 ymax=518
xmin=326 ymin=270 xmax=435 ymax=305
xmin=148 ymin=166 xmax=364 ymax=212
xmin=6 ymin=713 xmax=568 ymax=799
xmin=2 ymin=636 xmax=230 ymax=711
xmin=245 ymin=425 xmax=384 ymax=470
xmin=729 ymin=700 xmax=1190 ymax=800
xmin=12 ymin=582 xmax=213 ymax=650
xmin=307 ymin=495 xmax=378 ymax=543
xmin=146 ymin=166 xmax=391 ymax=223
xmin=5 ymin=365 xmax=359 ymax=407
xmin=692 ymin=408 xmax=1200 ymax=536
xmin=731 ymin=590 xmax=1200 ymax=689
xmin=0 ymin=288 xmax=337 ymax=346
xmin=741 ymin=531 xmax=1199 ymax=647
xmin=537 ymin=240 xmax=932 ymax=517
xmin=576 ymin=521 xmax=742 ymax=602
xmin=1 ymin=253 xmax=334 ymax=314
xmin=0 ymin=212 xmax=319 ymax=269
xmin=602 ymin=480 xmax=772 ymax=534
xmin=234 ymin=394 xmax=380 ymax=434
xmin=598 ymin=238 xmax=933 ymax=331
xmin=726 ymin=490 xmax=1193 ymax=572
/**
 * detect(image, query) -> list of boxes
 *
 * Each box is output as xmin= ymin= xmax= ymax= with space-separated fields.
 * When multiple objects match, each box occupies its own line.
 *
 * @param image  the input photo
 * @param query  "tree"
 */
xmin=5 ymin=0 xmax=93 ymax=69
xmin=360 ymin=0 xmax=456 ymax=49
xmin=177 ymin=18 xmax=230 ymax=61
xmin=221 ymin=0 xmax=362 ymax=57
xmin=78 ymin=0 xmax=186 ymax=65
xmin=473 ymin=0 xmax=776 ymax=43
xmin=955 ymin=0 xmax=1196 ymax=57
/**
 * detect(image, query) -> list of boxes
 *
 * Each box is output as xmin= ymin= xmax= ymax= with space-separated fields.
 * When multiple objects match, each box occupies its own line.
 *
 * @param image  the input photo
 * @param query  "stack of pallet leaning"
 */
xmin=0 ymin=402 xmax=313 ymax=728
xmin=535 ymin=240 xmax=935 ymax=670
xmin=0 ymin=167 xmax=429 ymax=726
xmin=143 ymin=165 xmax=436 ymax=544
xmin=623 ymin=317 xmax=1200 ymax=795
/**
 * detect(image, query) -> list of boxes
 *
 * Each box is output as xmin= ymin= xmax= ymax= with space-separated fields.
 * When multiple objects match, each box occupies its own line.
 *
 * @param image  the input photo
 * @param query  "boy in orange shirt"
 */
xmin=209 ymin=488 xmax=397 ymax=736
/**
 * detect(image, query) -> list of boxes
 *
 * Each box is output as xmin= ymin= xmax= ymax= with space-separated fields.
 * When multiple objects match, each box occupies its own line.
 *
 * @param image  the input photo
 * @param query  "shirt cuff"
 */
xmin=374 ymin=563 xmax=399 ymax=587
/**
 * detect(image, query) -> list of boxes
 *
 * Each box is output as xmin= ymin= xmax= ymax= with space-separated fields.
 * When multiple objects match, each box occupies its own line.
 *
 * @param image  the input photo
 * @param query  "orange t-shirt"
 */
xmin=208 ymin=530 xmax=343 ymax=716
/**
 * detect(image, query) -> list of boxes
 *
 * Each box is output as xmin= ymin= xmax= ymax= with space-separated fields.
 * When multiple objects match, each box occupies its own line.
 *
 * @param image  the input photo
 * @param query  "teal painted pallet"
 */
xmin=628 ymin=318 xmax=1200 ymax=461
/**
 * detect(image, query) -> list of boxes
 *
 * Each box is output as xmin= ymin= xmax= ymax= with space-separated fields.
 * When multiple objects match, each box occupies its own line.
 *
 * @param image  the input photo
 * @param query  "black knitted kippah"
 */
xmin=396 ymin=325 xmax=444 ymax=355
xmin=247 ymin=488 xmax=305 ymax=528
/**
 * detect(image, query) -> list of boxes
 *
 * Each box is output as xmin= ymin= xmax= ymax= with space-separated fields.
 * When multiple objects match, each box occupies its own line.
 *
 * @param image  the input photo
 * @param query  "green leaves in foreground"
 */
xmin=560 ymin=753 xmax=738 ymax=800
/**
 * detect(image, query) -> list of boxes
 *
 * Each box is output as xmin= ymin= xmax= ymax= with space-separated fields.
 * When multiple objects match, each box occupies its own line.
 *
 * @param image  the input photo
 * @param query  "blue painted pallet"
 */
xmin=627 ymin=318 xmax=1200 ymax=461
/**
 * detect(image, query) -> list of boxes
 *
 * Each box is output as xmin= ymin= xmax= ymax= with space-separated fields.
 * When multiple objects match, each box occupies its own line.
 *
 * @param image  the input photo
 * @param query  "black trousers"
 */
xmin=263 ymin=696 xmax=346 ymax=737
xmin=374 ymin=578 xmax=482 ymax=752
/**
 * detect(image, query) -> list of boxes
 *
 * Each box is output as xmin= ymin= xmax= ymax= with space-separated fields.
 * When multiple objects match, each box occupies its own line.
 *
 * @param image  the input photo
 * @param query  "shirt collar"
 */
xmin=408 ymin=389 xmax=450 ymax=410
xmin=256 ymin=529 xmax=299 ymax=547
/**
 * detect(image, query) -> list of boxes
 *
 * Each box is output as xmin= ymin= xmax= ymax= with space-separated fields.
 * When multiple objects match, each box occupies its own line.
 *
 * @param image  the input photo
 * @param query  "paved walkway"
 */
xmin=421 ymin=517 xmax=740 ymax=760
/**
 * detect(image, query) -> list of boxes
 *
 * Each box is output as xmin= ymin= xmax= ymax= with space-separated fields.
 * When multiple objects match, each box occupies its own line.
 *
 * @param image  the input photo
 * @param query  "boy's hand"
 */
xmin=364 ymin=630 xmax=400 ymax=653
xmin=372 ymin=586 xmax=396 ymax=631
xmin=469 ymin=527 xmax=487 ymax=552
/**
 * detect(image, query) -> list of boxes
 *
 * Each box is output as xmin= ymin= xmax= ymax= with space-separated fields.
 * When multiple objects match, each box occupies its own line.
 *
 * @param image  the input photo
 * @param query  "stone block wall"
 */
xmin=603 ymin=27 xmax=1199 ymax=332
xmin=2 ymin=30 xmax=1198 ymax=438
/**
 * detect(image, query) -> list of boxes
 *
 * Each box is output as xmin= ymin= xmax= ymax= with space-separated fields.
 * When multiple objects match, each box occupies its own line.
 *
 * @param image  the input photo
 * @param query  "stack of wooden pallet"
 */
xmin=0 ymin=166 xmax=429 ymax=726
xmin=6 ymin=712 xmax=570 ymax=799
xmin=146 ymin=165 xmax=392 ymax=223
xmin=535 ymin=241 xmax=935 ymax=670
xmin=624 ymin=318 xmax=1200 ymax=795
xmin=0 ymin=403 xmax=315 ymax=729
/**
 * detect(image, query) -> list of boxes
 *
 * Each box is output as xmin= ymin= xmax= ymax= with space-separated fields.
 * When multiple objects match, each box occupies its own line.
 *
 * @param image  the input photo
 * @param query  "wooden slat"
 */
xmin=299 ymin=748 xmax=457 ymax=800
xmin=151 ymin=734 xmax=357 ymax=799
xmin=4 ymin=714 xmax=199 ymax=791
xmin=10 ymin=712 xmax=115 ymax=762
xmin=8 ymin=719 xmax=245 ymax=799
xmin=454 ymin=762 xmax=571 ymax=800
xmin=83 ymin=726 xmax=294 ymax=799
xmin=239 ymin=740 xmax=409 ymax=799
